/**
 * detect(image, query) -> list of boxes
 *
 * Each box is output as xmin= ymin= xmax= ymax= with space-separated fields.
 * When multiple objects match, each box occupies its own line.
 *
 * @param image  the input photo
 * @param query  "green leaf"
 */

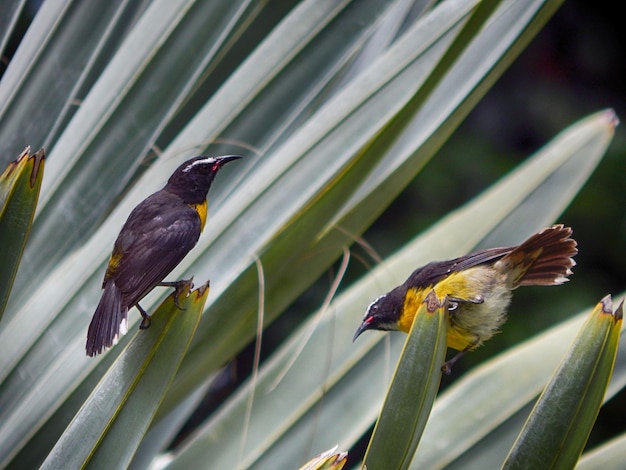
xmin=411 ymin=292 xmax=626 ymax=469
xmin=40 ymin=280 xmax=207 ymax=470
xmin=503 ymin=296 xmax=623 ymax=469
xmin=0 ymin=0 xmax=147 ymax=163
xmin=363 ymin=291 xmax=448 ymax=470
xmin=0 ymin=147 xmax=44 ymax=321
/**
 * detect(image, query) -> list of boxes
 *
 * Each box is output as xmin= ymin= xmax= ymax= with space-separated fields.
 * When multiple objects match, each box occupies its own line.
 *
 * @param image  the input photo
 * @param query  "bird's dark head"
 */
xmin=353 ymin=285 xmax=405 ymax=341
xmin=166 ymin=155 xmax=241 ymax=203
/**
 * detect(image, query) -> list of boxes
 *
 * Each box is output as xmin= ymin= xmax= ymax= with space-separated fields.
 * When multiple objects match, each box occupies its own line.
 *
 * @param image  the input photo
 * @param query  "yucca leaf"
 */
xmin=40 ymin=281 xmax=207 ymax=470
xmin=0 ymin=0 xmax=26 ymax=56
xmin=362 ymin=291 xmax=448 ymax=470
xmin=0 ymin=147 xmax=44 ymax=321
xmin=0 ymin=0 xmax=147 ymax=164
xmin=503 ymin=296 xmax=622 ymax=469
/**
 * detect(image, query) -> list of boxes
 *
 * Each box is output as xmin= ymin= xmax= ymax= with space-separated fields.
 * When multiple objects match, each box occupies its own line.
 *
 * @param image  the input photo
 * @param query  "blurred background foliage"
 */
xmin=1 ymin=0 xmax=624 ymax=465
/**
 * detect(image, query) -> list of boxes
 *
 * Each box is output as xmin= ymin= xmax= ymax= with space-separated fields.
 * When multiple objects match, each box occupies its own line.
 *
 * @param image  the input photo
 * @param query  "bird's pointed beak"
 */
xmin=352 ymin=317 xmax=372 ymax=342
xmin=215 ymin=155 xmax=242 ymax=167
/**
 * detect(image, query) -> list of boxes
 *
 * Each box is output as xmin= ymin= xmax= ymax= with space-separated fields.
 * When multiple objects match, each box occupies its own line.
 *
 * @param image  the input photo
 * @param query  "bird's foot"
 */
xmin=159 ymin=278 xmax=194 ymax=310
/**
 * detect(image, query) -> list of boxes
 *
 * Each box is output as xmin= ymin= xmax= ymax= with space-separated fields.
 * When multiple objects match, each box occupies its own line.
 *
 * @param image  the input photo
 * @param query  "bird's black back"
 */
xmin=404 ymin=246 xmax=513 ymax=289
xmin=108 ymin=190 xmax=201 ymax=307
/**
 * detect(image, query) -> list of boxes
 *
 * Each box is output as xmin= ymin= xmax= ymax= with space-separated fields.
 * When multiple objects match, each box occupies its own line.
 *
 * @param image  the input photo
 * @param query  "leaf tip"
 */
xmin=423 ymin=289 xmax=444 ymax=313
xmin=600 ymin=294 xmax=613 ymax=314
xmin=195 ymin=280 xmax=210 ymax=297
xmin=189 ymin=280 xmax=210 ymax=306
xmin=598 ymin=294 xmax=622 ymax=324
xmin=604 ymin=108 xmax=620 ymax=129
xmin=29 ymin=148 xmax=45 ymax=188
xmin=615 ymin=299 xmax=624 ymax=322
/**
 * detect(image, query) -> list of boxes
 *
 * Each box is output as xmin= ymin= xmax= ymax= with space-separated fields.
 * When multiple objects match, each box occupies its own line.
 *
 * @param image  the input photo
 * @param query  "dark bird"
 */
xmin=86 ymin=155 xmax=240 ymax=356
xmin=353 ymin=225 xmax=577 ymax=372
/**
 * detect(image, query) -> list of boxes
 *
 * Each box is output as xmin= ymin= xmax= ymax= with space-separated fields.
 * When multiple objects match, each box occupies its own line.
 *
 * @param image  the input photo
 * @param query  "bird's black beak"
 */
xmin=215 ymin=155 xmax=242 ymax=167
xmin=352 ymin=318 xmax=372 ymax=342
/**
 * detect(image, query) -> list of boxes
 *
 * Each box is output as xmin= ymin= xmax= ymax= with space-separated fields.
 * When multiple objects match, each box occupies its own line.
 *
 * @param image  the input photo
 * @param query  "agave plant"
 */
xmin=0 ymin=0 xmax=623 ymax=469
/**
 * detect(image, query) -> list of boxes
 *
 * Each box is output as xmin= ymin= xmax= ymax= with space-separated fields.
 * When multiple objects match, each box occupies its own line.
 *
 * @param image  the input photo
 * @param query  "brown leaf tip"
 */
xmin=29 ymin=148 xmax=45 ymax=187
xmin=195 ymin=280 xmax=210 ymax=297
xmin=600 ymin=294 xmax=613 ymax=314
xmin=615 ymin=299 xmax=624 ymax=322
xmin=423 ymin=289 xmax=444 ymax=312
xmin=14 ymin=146 xmax=31 ymax=163
xmin=4 ymin=146 xmax=30 ymax=177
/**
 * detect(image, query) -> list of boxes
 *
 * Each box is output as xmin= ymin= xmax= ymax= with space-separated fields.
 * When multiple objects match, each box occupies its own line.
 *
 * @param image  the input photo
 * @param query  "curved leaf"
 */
xmin=503 ymin=296 xmax=622 ymax=469
xmin=0 ymin=147 xmax=44 ymax=320
xmin=40 ymin=281 xmax=207 ymax=470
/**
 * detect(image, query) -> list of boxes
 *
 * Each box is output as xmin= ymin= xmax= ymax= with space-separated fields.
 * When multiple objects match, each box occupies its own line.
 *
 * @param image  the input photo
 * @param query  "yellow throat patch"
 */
xmin=189 ymin=199 xmax=208 ymax=231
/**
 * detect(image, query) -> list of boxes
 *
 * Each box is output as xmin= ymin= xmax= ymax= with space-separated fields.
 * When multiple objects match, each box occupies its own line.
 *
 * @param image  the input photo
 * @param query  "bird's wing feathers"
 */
xmin=111 ymin=197 xmax=201 ymax=306
xmin=451 ymin=246 xmax=513 ymax=271
xmin=405 ymin=246 xmax=513 ymax=288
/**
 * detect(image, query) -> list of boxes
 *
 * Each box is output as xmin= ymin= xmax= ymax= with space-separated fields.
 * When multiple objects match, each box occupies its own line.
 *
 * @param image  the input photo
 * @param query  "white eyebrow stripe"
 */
xmin=364 ymin=294 xmax=386 ymax=318
xmin=182 ymin=157 xmax=217 ymax=172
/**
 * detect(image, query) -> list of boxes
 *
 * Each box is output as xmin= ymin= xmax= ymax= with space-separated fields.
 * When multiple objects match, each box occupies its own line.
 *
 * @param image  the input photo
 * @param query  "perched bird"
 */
xmin=86 ymin=155 xmax=240 ymax=356
xmin=353 ymin=225 xmax=577 ymax=372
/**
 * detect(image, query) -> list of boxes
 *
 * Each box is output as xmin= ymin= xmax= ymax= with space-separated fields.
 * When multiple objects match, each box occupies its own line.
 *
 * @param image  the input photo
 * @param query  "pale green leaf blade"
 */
xmin=40 ymin=281 xmax=207 ymax=470
xmin=578 ymin=432 xmax=626 ymax=470
xmin=0 ymin=0 xmax=146 ymax=164
xmin=0 ymin=0 xmax=26 ymax=55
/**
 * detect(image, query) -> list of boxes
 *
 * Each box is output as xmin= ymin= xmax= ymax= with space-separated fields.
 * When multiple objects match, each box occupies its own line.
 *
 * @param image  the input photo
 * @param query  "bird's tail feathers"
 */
xmin=86 ymin=282 xmax=128 ymax=356
xmin=500 ymin=224 xmax=578 ymax=288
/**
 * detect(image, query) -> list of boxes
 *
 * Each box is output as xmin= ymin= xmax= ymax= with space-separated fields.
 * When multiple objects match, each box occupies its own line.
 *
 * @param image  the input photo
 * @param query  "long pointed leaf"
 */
xmin=0 ymin=147 xmax=44 ymax=320
xmin=40 ymin=281 xmax=207 ymax=470
xmin=503 ymin=296 xmax=622 ymax=469
xmin=363 ymin=291 xmax=448 ymax=469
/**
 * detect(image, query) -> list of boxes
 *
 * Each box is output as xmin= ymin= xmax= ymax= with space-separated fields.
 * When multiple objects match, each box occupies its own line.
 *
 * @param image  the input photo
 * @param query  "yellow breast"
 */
xmin=189 ymin=199 xmax=208 ymax=231
xmin=397 ymin=287 xmax=429 ymax=332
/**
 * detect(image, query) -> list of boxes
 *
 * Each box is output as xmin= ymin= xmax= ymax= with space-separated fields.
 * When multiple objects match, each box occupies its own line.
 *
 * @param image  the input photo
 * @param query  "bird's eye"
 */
xmin=369 ymin=303 xmax=378 ymax=314
xmin=448 ymin=301 xmax=458 ymax=311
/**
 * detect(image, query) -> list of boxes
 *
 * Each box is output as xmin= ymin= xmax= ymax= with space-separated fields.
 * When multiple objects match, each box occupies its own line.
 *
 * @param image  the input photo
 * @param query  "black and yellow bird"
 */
xmin=353 ymin=225 xmax=577 ymax=371
xmin=86 ymin=155 xmax=240 ymax=357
